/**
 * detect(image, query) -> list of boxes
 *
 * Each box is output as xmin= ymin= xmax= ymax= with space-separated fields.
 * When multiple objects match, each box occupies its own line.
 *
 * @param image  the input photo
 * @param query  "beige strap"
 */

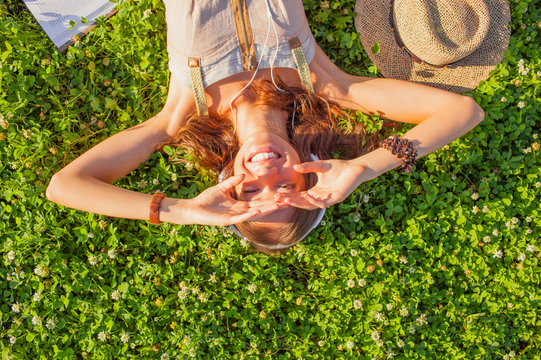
xmin=231 ymin=0 xmax=257 ymax=71
xmin=188 ymin=58 xmax=209 ymax=116
xmin=289 ymin=37 xmax=314 ymax=94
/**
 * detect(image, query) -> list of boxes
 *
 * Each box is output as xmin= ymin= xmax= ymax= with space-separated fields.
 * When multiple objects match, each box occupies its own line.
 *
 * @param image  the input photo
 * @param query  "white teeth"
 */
xmin=250 ymin=152 xmax=280 ymax=162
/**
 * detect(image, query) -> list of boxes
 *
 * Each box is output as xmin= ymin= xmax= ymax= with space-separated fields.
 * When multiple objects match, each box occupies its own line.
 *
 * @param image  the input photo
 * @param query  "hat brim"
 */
xmin=354 ymin=0 xmax=510 ymax=93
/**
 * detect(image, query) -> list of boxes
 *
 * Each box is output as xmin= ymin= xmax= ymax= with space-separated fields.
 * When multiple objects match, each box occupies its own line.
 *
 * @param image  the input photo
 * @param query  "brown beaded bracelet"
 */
xmin=149 ymin=192 xmax=166 ymax=225
xmin=379 ymin=135 xmax=417 ymax=173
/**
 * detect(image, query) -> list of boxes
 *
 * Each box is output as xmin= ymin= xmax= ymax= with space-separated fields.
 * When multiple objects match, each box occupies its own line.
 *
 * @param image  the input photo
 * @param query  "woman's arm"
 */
xmin=279 ymin=47 xmax=484 ymax=209
xmin=46 ymin=76 xmax=281 ymax=225
xmin=46 ymin=75 xmax=197 ymax=223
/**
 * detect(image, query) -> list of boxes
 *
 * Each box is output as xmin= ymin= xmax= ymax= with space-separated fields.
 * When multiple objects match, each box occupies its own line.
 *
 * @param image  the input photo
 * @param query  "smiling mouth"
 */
xmin=248 ymin=150 xmax=282 ymax=163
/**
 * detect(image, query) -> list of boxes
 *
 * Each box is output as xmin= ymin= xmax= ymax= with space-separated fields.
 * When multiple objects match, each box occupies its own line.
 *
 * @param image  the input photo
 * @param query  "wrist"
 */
xmin=350 ymin=148 xmax=402 ymax=181
xmin=159 ymin=197 xmax=191 ymax=225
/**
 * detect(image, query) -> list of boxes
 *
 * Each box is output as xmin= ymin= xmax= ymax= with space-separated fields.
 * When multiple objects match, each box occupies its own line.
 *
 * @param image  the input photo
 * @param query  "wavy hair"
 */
xmin=164 ymin=77 xmax=377 ymax=254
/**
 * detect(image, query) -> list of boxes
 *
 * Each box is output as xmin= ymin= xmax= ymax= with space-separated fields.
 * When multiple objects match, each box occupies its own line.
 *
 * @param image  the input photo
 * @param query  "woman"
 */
xmin=46 ymin=0 xmax=509 ymax=253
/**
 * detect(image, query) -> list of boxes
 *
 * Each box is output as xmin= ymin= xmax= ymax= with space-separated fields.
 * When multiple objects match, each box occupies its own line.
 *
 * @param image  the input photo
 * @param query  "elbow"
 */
xmin=466 ymin=96 xmax=485 ymax=127
xmin=46 ymin=172 xmax=66 ymax=204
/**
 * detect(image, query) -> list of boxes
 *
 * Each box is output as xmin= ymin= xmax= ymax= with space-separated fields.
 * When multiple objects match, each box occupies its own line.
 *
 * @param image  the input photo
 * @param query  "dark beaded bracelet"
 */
xmin=379 ymin=135 xmax=418 ymax=173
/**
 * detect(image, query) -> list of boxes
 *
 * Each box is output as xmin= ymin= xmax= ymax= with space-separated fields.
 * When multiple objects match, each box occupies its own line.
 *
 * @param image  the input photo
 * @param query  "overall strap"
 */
xmin=231 ymin=0 xmax=258 ymax=71
xmin=188 ymin=57 xmax=208 ymax=116
xmin=289 ymin=37 xmax=315 ymax=94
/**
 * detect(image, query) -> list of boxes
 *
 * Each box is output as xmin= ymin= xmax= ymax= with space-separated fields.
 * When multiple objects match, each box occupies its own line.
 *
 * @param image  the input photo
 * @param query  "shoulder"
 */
xmin=309 ymin=45 xmax=370 ymax=112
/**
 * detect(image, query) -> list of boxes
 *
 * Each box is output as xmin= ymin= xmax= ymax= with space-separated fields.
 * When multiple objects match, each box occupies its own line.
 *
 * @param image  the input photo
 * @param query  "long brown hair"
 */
xmin=165 ymin=77 xmax=377 ymax=254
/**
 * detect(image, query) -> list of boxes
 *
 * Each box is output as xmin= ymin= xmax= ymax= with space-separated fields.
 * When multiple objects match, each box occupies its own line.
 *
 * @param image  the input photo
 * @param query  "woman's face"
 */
xmin=233 ymin=132 xmax=303 ymax=222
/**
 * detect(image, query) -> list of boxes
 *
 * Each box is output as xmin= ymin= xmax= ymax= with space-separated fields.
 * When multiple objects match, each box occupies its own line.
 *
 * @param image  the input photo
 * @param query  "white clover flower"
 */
xmin=536 ymin=182 xmax=541 ymax=188
xmin=400 ymin=308 xmax=409 ymax=317
xmin=137 ymin=179 xmax=148 ymax=189
xmin=98 ymin=331 xmax=107 ymax=342
xmin=32 ymin=292 xmax=41 ymax=302
xmin=517 ymin=253 xmax=526 ymax=261
xmin=10 ymin=336 xmax=16 ymax=344
xmin=472 ymin=206 xmax=480 ymax=214
xmin=191 ymin=286 xmax=200 ymax=295
xmin=471 ymin=193 xmax=479 ymax=200
xmin=399 ymin=255 xmax=408 ymax=264
xmin=358 ymin=278 xmax=367 ymax=287
xmin=482 ymin=205 xmax=489 ymax=213
xmin=408 ymin=325 xmax=416 ymax=334
xmin=7 ymin=250 xmax=15 ymax=261
xmin=152 ymin=179 xmax=159 ymax=185
xmin=32 ymin=315 xmax=41 ymax=326
xmin=178 ymin=288 xmax=189 ymax=300
xmin=11 ymin=302 xmax=20 ymax=313
xmin=160 ymin=353 xmax=170 ymax=360
xmin=120 ymin=332 xmax=130 ymax=343
xmin=371 ymin=331 xmax=380 ymax=341
xmin=142 ymin=8 xmax=152 ymax=19
xmin=248 ymin=284 xmax=257 ymax=294
xmin=525 ymin=216 xmax=532 ymax=222
xmin=34 ymin=266 xmax=43 ymax=276
xmin=376 ymin=339 xmax=384 ymax=347
xmin=88 ymin=255 xmax=98 ymax=265
xmin=107 ymin=249 xmax=116 ymax=259
xmin=240 ymin=238 xmax=250 ymax=248
xmin=387 ymin=350 xmax=396 ymax=359
xmin=111 ymin=290 xmax=120 ymax=300
xmin=198 ymin=293 xmax=208 ymax=303
xmin=517 ymin=101 xmax=525 ymax=109
xmin=318 ymin=340 xmax=325 ymax=347
xmin=493 ymin=249 xmax=503 ymax=258
xmin=346 ymin=340 xmax=354 ymax=349
xmin=46 ymin=317 xmax=57 ymax=330
xmin=518 ymin=59 xmax=525 ymax=67
xmin=23 ymin=129 xmax=32 ymax=138
xmin=500 ymin=96 xmax=507 ymax=102
xmin=362 ymin=194 xmax=370 ymax=203
xmin=519 ymin=67 xmax=530 ymax=76
xmin=189 ymin=347 xmax=196 ymax=357
xmin=347 ymin=279 xmax=355 ymax=288
xmin=511 ymin=217 xmax=519 ymax=224
xmin=350 ymin=249 xmax=358 ymax=256
xmin=386 ymin=303 xmax=393 ymax=311
xmin=171 ymin=173 xmax=177 ymax=181
xmin=209 ymin=273 xmax=217 ymax=283
xmin=526 ymin=228 xmax=532 ymax=234
xmin=526 ymin=244 xmax=536 ymax=252
xmin=87 ymin=233 xmax=94 ymax=238
xmin=483 ymin=236 xmax=491 ymax=243
xmin=353 ymin=300 xmax=362 ymax=309
xmin=416 ymin=313 xmax=428 ymax=326
xmin=374 ymin=312 xmax=385 ymax=322
xmin=397 ymin=339 xmax=405 ymax=348
xmin=408 ymin=266 xmax=416 ymax=273
xmin=492 ymin=229 xmax=499 ymax=236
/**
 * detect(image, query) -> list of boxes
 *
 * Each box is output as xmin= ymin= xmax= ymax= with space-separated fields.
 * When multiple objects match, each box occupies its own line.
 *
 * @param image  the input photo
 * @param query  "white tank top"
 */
xmin=163 ymin=0 xmax=316 ymax=88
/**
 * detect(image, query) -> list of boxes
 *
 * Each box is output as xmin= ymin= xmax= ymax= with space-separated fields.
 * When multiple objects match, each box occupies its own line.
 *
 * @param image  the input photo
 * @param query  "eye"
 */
xmin=276 ymin=184 xmax=295 ymax=191
xmin=242 ymin=186 xmax=260 ymax=194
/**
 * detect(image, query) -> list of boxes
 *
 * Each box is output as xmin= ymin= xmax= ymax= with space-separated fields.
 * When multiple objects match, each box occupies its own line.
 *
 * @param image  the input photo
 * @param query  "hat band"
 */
xmin=389 ymin=0 xmax=457 ymax=69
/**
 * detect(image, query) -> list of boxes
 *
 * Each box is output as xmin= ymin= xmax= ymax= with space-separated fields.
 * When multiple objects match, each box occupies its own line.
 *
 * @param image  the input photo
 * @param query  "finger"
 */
xmin=216 ymin=174 xmax=245 ymax=192
xmin=275 ymin=193 xmax=317 ymax=210
xmin=293 ymin=161 xmax=330 ymax=174
xmin=303 ymin=193 xmax=329 ymax=209
xmin=228 ymin=209 xmax=262 ymax=224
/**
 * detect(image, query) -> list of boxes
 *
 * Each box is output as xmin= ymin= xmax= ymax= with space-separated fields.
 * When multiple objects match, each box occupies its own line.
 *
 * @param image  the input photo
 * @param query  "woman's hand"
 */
xmin=183 ymin=174 xmax=284 ymax=226
xmin=274 ymin=159 xmax=366 ymax=210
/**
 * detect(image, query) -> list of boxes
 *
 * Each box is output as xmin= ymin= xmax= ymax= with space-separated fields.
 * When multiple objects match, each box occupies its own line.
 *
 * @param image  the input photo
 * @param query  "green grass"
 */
xmin=1 ymin=0 xmax=540 ymax=359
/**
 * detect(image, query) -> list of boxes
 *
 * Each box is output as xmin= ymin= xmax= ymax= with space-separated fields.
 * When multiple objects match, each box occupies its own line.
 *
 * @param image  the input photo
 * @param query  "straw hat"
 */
xmin=354 ymin=0 xmax=511 ymax=93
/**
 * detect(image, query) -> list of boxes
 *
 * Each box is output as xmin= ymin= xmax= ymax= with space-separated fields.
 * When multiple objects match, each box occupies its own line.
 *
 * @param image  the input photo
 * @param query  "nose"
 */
xmin=251 ymin=165 xmax=278 ymax=179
